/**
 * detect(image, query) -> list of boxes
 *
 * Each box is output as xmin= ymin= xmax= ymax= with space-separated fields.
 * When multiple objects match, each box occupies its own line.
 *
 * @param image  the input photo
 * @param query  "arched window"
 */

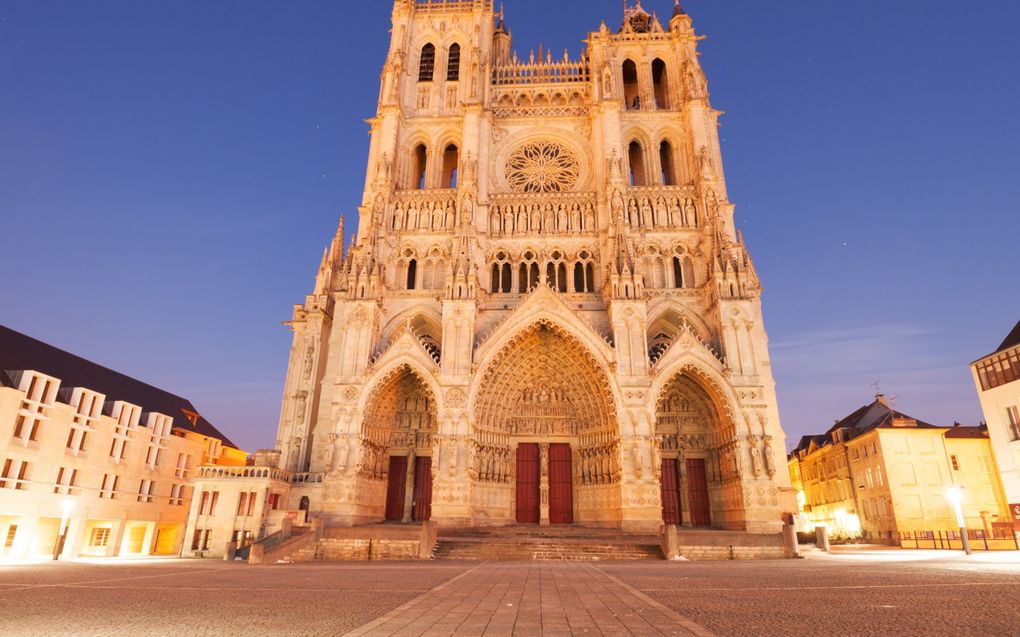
xmin=573 ymin=263 xmax=585 ymax=293
xmin=491 ymin=264 xmax=500 ymax=293
xmin=586 ymin=263 xmax=595 ymax=292
xmin=412 ymin=144 xmax=428 ymax=190
xmin=660 ymin=141 xmax=677 ymax=186
xmin=419 ymin=44 xmax=436 ymax=82
xmin=557 ymin=263 xmax=567 ymax=293
xmin=673 ymin=257 xmax=684 ymax=289
xmin=628 ymin=141 xmax=647 ymax=187
xmin=652 ymin=59 xmax=669 ymax=110
xmin=406 ymin=259 xmax=418 ymax=290
xmin=622 ymin=59 xmax=640 ymax=110
xmin=447 ymin=44 xmax=461 ymax=81
xmin=683 ymin=257 xmax=696 ymax=289
xmin=501 ymin=263 xmax=512 ymax=294
xmin=441 ymin=144 xmax=459 ymax=189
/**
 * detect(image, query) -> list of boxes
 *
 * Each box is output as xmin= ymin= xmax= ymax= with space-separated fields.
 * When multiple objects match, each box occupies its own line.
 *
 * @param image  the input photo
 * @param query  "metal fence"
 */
xmin=899 ymin=529 xmax=1019 ymax=551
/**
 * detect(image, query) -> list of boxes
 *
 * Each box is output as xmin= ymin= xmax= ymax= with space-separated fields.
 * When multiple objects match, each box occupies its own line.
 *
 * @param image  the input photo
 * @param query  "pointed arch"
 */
xmin=622 ymin=59 xmax=640 ymax=110
xmin=446 ymin=43 xmax=461 ymax=81
xmin=652 ymin=58 xmax=670 ymax=110
xmin=418 ymin=44 xmax=436 ymax=82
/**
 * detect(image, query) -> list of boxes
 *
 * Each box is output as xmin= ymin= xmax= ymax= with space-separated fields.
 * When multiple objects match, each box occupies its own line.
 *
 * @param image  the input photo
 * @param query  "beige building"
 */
xmin=971 ymin=321 xmax=1020 ymax=532
xmin=187 ymin=0 xmax=797 ymax=557
xmin=789 ymin=396 xmax=1012 ymax=544
xmin=0 ymin=325 xmax=244 ymax=560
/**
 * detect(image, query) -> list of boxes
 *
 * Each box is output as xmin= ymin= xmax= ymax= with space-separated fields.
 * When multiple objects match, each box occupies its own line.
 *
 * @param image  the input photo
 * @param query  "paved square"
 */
xmin=0 ymin=550 xmax=1019 ymax=636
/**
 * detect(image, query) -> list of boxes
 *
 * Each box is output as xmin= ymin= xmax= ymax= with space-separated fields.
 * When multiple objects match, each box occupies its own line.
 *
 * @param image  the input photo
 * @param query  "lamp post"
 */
xmin=947 ymin=487 xmax=972 ymax=556
xmin=52 ymin=499 xmax=75 ymax=561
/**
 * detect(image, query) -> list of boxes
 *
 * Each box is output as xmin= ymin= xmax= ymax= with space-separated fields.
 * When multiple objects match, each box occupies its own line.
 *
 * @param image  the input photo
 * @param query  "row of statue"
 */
xmin=472 ymin=444 xmax=515 ymax=484
xmin=576 ymin=444 xmax=621 ymax=486
xmin=489 ymin=201 xmax=597 ymax=236
xmin=612 ymin=192 xmax=701 ymax=229
xmin=391 ymin=199 xmax=458 ymax=232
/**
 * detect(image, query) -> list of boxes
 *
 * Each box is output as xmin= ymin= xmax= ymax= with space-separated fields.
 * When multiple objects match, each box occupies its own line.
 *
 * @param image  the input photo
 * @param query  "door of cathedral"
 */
xmin=515 ymin=443 xmax=540 ymax=524
xmin=384 ymin=456 xmax=408 ymax=522
xmin=660 ymin=458 xmax=681 ymax=525
xmin=548 ymin=444 xmax=574 ymax=524
xmin=687 ymin=459 xmax=711 ymax=527
xmin=412 ymin=456 xmax=433 ymax=522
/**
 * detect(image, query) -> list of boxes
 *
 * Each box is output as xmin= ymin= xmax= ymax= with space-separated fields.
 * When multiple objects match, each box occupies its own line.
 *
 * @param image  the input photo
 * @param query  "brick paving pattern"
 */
xmin=1 ymin=551 xmax=1020 ymax=636
xmin=344 ymin=562 xmax=713 ymax=637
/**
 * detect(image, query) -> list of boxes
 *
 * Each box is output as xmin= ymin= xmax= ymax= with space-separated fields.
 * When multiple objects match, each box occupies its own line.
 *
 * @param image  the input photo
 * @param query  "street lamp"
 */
xmin=946 ymin=487 xmax=972 ymax=556
xmin=52 ymin=499 xmax=75 ymax=561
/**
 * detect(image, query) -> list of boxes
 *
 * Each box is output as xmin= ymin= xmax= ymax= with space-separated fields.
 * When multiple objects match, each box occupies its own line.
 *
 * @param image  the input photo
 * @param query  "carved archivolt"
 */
xmin=360 ymin=366 xmax=438 ymax=480
xmin=472 ymin=321 xmax=620 ymax=486
xmin=505 ymin=141 xmax=580 ymax=193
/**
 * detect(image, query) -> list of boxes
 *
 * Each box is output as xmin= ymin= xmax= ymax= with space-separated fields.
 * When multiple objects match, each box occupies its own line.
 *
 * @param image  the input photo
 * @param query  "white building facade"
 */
xmin=971 ymin=321 xmax=1020 ymax=532
xmin=0 ymin=326 xmax=244 ymax=560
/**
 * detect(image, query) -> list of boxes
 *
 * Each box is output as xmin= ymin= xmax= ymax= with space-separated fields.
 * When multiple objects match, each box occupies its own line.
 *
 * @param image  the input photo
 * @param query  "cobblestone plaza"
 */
xmin=1 ymin=549 xmax=1018 ymax=636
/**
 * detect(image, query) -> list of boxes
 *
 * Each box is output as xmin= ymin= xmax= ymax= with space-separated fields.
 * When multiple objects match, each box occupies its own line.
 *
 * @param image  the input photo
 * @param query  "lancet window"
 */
xmin=441 ymin=144 xmax=459 ymax=189
xmin=628 ymin=141 xmax=647 ymax=187
xmin=652 ymin=58 xmax=670 ymax=110
xmin=447 ymin=44 xmax=461 ymax=81
xmin=412 ymin=144 xmax=428 ymax=190
xmin=419 ymin=44 xmax=436 ymax=82
xmin=660 ymin=141 xmax=677 ymax=186
xmin=622 ymin=59 xmax=640 ymax=110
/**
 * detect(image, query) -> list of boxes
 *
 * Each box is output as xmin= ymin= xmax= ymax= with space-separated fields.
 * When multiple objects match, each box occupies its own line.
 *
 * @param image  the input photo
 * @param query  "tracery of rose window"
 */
xmin=505 ymin=142 xmax=580 ymax=193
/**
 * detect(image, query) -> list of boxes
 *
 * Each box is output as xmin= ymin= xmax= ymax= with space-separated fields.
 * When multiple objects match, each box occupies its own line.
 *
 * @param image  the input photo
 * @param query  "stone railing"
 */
xmin=197 ymin=465 xmax=324 ymax=484
xmin=493 ymin=54 xmax=591 ymax=86
xmin=413 ymin=0 xmax=488 ymax=14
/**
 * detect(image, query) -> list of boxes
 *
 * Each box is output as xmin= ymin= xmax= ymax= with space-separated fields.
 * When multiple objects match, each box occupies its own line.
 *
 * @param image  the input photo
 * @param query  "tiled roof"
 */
xmin=0 ymin=324 xmax=237 ymax=449
xmin=944 ymin=425 xmax=990 ymax=440
xmin=791 ymin=397 xmax=938 ymax=455
xmin=996 ymin=320 xmax=1020 ymax=354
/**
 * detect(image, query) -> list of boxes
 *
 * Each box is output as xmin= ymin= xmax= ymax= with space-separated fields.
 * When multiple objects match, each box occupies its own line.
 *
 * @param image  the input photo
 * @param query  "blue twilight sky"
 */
xmin=1 ymin=1 xmax=1018 ymax=452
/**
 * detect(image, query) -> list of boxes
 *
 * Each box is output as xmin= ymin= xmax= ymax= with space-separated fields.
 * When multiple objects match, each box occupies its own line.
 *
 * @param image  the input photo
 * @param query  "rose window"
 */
xmin=505 ymin=142 xmax=579 ymax=193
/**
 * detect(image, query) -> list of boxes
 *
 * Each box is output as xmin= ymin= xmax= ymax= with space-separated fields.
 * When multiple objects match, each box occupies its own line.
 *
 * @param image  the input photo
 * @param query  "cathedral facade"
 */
xmin=275 ymin=0 xmax=795 ymax=534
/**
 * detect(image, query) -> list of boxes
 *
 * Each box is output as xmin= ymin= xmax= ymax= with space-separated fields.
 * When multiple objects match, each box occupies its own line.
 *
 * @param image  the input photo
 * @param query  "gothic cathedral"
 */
xmin=275 ymin=0 xmax=795 ymax=534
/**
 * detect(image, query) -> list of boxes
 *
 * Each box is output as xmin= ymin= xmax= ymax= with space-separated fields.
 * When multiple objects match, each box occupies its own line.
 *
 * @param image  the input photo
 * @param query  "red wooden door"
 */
xmin=686 ymin=458 xmax=711 ymax=527
xmin=660 ymin=458 xmax=681 ymax=525
xmin=412 ymin=456 xmax=433 ymax=522
xmin=549 ymin=444 xmax=574 ymax=525
xmin=384 ymin=456 xmax=408 ymax=522
xmin=516 ymin=444 xmax=540 ymax=524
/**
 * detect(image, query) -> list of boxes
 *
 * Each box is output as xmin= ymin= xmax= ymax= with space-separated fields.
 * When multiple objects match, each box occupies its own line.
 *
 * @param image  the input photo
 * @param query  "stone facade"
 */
xmin=272 ymin=0 xmax=795 ymax=535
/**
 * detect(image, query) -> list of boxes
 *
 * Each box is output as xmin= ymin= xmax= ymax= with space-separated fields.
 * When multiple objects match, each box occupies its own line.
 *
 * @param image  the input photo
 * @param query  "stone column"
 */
xmin=539 ymin=443 xmax=550 ymax=526
xmin=403 ymin=451 xmax=416 ymax=523
xmin=678 ymin=455 xmax=693 ymax=528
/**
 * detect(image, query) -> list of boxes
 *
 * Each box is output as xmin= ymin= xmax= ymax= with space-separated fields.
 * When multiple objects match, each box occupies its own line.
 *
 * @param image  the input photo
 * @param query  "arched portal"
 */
xmin=473 ymin=322 xmax=620 ymax=526
xmin=362 ymin=366 xmax=438 ymax=523
xmin=655 ymin=373 xmax=728 ymax=528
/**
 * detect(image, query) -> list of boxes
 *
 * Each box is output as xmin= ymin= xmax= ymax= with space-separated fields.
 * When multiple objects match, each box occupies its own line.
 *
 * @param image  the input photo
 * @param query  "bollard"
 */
xmin=815 ymin=526 xmax=831 ymax=553
xmin=783 ymin=523 xmax=801 ymax=558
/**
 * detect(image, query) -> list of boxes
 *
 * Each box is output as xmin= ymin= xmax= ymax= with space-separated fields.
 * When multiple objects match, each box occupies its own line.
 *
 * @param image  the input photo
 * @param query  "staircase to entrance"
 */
xmin=433 ymin=526 xmax=663 ymax=561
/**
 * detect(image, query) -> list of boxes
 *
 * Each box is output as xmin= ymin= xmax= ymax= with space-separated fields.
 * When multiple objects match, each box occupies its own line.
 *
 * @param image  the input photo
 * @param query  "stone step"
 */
xmin=433 ymin=540 xmax=663 ymax=561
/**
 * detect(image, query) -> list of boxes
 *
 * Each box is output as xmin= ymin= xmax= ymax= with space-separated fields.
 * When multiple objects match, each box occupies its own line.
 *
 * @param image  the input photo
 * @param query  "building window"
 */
xmin=191 ymin=529 xmax=212 ymax=551
xmin=628 ymin=141 xmax=647 ymax=186
xmin=441 ymin=144 xmax=459 ymax=188
xmin=237 ymin=492 xmax=249 ymax=516
xmin=89 ymin=528 xmax=111 ymax=548
xmin=950 ymin=455 xmax=960 ymax=471
xmin=137 ymin=480 xmax=156 ymax=504
xmin=1007 ymin=406 xmax=1020 ymax=441
xmin=418 ymin=44 xmax=436 ymax=82
xmin=976 ymin=349 xmax=1020 ymax=391
xmin=652 ymin=58 xmax=670 ymax=109
xmin=267 ymin=493 xmax=280 ymax=510
xmin=406 ymin=259 xmax=418 ymax=290
xmin=175 ymin=453 xmax=192 ymax=479
xmin=53 ymin=467 xmax=79 ymax=496
xmin=447 ymin=43 xmax=461 ymax=81
xmin=100 ymin=474 xmax=119 ymax=499
xmin=4 ymin=525 xmax=16 ymax=549
xmin=622 ymin=59 xmax=639 ymax=110
xmin=169 ymin=484 xmax=186 ymax=506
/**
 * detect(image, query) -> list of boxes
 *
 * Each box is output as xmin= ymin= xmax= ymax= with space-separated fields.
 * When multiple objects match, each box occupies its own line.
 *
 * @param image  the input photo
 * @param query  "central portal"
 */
xmin=515 ymin=443 xmax=573 ymax=525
